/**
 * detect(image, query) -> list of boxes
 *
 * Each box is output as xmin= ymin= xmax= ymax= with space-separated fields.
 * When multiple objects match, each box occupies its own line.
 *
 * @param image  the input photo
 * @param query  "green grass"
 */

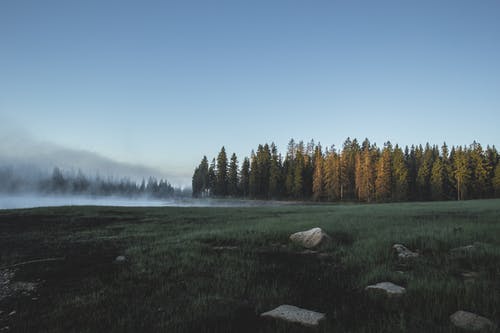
xmin=0 ymin=199 xmax=499 ymax=332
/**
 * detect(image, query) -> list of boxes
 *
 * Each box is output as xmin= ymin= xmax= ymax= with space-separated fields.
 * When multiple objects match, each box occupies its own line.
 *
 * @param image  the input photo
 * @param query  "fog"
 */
xmin=0 ymin=194 xmax=286 ymax=210
xmin=0 ymin=123 xmax=189 ymax=186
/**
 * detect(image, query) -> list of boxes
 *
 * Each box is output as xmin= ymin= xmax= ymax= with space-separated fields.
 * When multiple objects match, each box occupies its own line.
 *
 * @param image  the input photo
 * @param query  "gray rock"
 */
xmin=451 ymin=244 xmax=477 ymax=255
xmin=450 ymin=310 xmax=496 ymax=332
xmin=212 ymin=246 xmax=239 ymax=251
xmin=393 ymin=244 xmax=419 ymax=259
xmin=365 ymin=282 xmax=406 ymax=298
xmin=290 ymin=228 xmax=331 ymax=249
xmin=261 ymin=304 xmax=326 ymax=327
xmin=114 ymin=255 xmax=127 ymax=263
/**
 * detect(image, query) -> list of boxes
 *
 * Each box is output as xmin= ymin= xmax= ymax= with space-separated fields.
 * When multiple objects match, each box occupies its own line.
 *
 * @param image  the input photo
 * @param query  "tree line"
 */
xmin=0 ymin=166 xmax=189 ymax=198
xmin=192 ymin=138 xmax=500 ymax=202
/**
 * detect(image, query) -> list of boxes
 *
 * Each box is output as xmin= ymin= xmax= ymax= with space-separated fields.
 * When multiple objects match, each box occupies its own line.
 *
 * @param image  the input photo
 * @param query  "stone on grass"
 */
xmin=114 ymin=255 xmax=127 ymax=263
xmin=392 ymin=244 xmax=419 ymax=260
xmin=365 ymin=282 xmax=406 ymax=298
xmin=290 ymin=228 xmax=331 ymax=249
xmin=450 ymin=244 xmax=478 ymax=256
xmin=212 ymin=246 xmax=239 ymax=251
xmin=261 ymin=304 xmax=325 ymax=328
xmin=450 ymin=310 xmax=496 ymax=332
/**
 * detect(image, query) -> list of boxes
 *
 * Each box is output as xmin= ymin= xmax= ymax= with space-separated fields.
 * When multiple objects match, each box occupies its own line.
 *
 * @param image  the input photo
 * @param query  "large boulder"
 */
xmin=365 ymin=282 xmax=406 ymax=298
xmin=392 ymin=244 xmax=419 ymax=260
xmin=260 ymin=304 xmax=326 ymax=327
xmin=290 ymin=228 xmax=331 ymax=249
xmin=450 ymin=310 xmax=496 ymax=332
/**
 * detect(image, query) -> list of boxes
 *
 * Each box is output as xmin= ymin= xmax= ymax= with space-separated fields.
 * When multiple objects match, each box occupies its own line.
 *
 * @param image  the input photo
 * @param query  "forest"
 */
xmin=192 ymin=138 xmax=500 ymax=202
xmin=0 ymin=166 xmax=187 ymax=198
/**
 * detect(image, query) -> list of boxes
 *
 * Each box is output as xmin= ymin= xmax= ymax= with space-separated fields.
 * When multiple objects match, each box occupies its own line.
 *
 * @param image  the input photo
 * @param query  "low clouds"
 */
xmin=0 ymin=121 xmax=188 ymax=186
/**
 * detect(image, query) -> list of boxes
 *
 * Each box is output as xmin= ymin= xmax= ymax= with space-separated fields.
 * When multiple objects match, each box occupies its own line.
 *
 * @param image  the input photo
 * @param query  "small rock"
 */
xmin=393 ymin=244 xmax=419 ymax=259
xmin=8 ymin=311 xmax=15 ymax=316
xmin=365 ymin=282 xmax=406 ymax=298
xmin=450 ymin=243 xmax=484 ymax=256
xmin=450 ymin=310 xmax=496 ymax=332
xmin=261 ymin=304 xmax=326 ymax=327
xmin=290 ymin=227 xmax=331 ymax=249
xmin=298 ymin=249 xmax=319 ymax=255
xmin=212 ymin=246 xmax=239 ymax=251
xmin=31 ymin=297 xmax=38 ymax=301
xmin=114 ymin=255 xmax=127 ymax=263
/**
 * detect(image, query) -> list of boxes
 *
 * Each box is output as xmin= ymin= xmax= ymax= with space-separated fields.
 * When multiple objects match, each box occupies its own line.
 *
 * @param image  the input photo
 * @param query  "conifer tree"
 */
xmin=228 ymin=153 xmax=239 ymax=197
xmin=239 ymin=157 xmax=250 ymax=197
xmin=375 ymin=142 xmax=392 ymax=201
xmin=208 ymin=158 xmax=216 ymax=196
xmin=493 ymin=163 xmax=500 ymax=197
xmin=312 ymin=144 xmax=324 ymax=201
xmin=249 ymin=151 xmax=258 ymax=198
xmin=215 ymin=146 xmax=228 ymax=196
xmin=293 ymin=149 xmax=305 ymax=198
xmin=469 ymin=142 xmax=489 ymax=198
xmin=430 ymin=158 xmax=445 ymax=200
xmin=269 ymin=143 xmax=282 ymax=198
xmin=453 ymin=147 xmax=470 ymax=200
xmin=392 ymin=145 xmax=408 ymax=201
xmin=324 ymin=147 xmax=340 ymax=201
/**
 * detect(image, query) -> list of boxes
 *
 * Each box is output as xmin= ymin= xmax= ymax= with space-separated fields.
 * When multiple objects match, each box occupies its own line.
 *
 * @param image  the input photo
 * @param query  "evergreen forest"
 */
xmin=192 ymin=138 xmax=500 ymax=202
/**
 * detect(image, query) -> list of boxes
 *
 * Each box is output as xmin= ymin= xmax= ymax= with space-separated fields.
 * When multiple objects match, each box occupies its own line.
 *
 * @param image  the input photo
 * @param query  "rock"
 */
xmin=451 ymin=244 xmax=478 ymax=255
xmin=393 ymin=244 xmax=419 ymax=260
xmin=450 ymin=242 xmax=482 ymax=256
xmin=290 ymin=228 xmax=331 ymax=249
xmin=212 ymin=246 xmax=239 ymax=251
xmin=114 ymin=255 xmax=127 ymax=263
xmin=461 ymin=271 xmax=479 ymax=284
xmin=450 ymin=310 xmax=496 ymax=332
xmin=365 ymin=282 xmax=406 ymax=298
xmin=8 ymin=311 xmax=15 ymax=316
xmin=298 ymin=249 xmax=319 ymax=255
xmin=260 ymin=304 xmax=326 ymax=327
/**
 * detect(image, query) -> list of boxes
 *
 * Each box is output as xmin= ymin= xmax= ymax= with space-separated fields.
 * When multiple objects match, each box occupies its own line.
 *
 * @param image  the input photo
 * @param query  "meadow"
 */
xmin=1 ymin=199 xmax=499 ymax=332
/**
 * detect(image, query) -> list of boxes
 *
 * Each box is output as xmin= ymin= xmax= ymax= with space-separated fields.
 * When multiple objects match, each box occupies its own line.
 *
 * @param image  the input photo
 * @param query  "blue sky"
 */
xmin=1 ymin=0 xmax=499 ymax=184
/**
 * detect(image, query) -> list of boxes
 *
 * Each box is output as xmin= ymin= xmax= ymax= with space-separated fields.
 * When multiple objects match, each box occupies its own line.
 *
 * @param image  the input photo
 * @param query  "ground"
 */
xmin=0 ymin=199 xmax=499 ymax=332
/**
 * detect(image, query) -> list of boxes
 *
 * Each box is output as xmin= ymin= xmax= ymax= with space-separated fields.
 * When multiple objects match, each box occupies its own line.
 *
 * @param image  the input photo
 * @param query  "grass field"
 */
xmin=1 ymin=199 xmax=499 ymax=332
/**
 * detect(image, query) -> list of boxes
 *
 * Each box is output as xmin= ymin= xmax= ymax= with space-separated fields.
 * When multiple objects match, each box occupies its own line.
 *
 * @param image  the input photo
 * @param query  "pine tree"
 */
xmin=249 ymin=151 xmax=258 ymax=198
xmin=312 ymin=144 xmax=324 ymax=201
xmin=293 ymin=149 xmax=305 ymax=198
xmin=392 ymin=145 xmax=408 ymax=201
xmin=453 ymin=147 xmax=470 ymax=200
xmin=239 ymin=157 xmax=250 ymax=197
xmin=208 ymin=158 xmax=216 ymax=196
xmin=416 ymin=144 xmax=433 ymax=200
xmin=430 ymin=158 xmax=444 ymax=200
xmin=215 ymin=146 xmax=228 ymax=196
xmin=441 ymin=143 xmax=453 ymax=200
xmin=269 ymin=143 xmax=282 ymax=199
xmin=324 ymin=147 xmax=340 ymax=201
xmin=228 ymin=153 xmax=239 ymax=196
xmin=375 ymin=142 xmax=392 ymax=201
xmin=355 ymin=139 xmax=376 ymax=202
xmin=493 ymin=163 xmax=500 ymax=197
xmin=469 ymin=142 xmax=489 ymax=199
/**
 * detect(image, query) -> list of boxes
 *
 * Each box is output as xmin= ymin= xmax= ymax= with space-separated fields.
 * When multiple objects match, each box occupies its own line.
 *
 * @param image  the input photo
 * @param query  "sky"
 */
xmin=1 ymin=0 xmax=499 ymax=186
